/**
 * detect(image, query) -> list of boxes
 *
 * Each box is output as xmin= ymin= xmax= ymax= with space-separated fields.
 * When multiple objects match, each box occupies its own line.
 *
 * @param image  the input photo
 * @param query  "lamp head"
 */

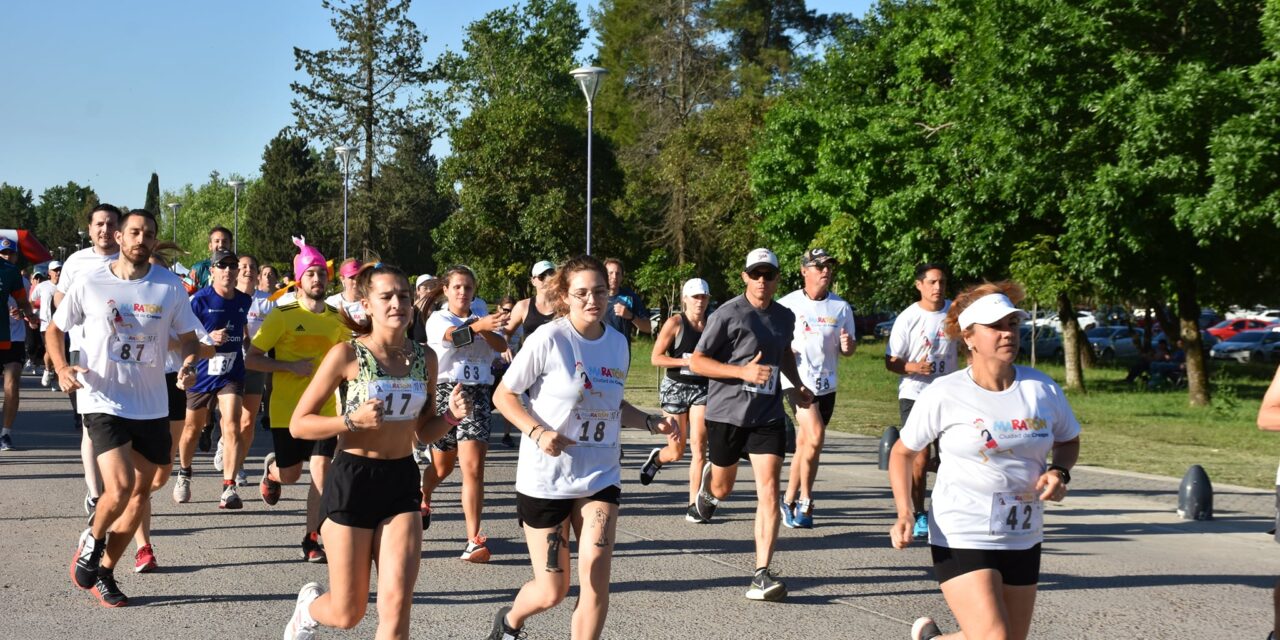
xmin=570 ymin=66 xmax=608 ymax=104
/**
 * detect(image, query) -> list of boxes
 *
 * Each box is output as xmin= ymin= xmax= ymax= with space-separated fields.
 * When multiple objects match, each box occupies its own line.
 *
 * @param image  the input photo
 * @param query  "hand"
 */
xmin=57 ymin=365 xmax=87 ymax=393
xmin=911 ymin=355 xmax=934 ymax=376
xmin=1036 ymin=470 xmax=1069 ymax=502
xmin=890 ymin=514 xmax=915 ymax=549
xmin=7 ymin=307 xmax=18 ymax=320
xmin=176 ymin=365 xmax=196 ymax=391
xmin=537 ymin=429 xmax=576 ymax=457
xmin=793 ymin=385 xmax=815 ymax=409
xmin=472 ymin=314 xmax=505 ymax=333
xmin=209 ymin=328 xmax=228 ymax=346
xmin=446 ymin=383 xmax=472 ymax=420
xmin=501 ymin=349 xmax=514 ymax=364
xmin=839 ymin=328 xmax=854 ymax=353
xmin=652 ymin=415 xmax=682 ymax=446
xmin=350 ymin=398 xmax=385 ymax=430
xmin=286 ymin=360 xmax=314 ymax=377
xmin=740 ymin=352 xmax=773 ymax=385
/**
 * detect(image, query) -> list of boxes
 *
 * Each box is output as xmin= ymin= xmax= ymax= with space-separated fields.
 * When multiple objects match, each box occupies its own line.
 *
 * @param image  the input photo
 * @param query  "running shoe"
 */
xmin=212 ymin=438 xmax=225 ymax=472
xmin=501 ymin=433 xmax=515 ymax=448
xmin=639 ymin=448 xmax=663 ymax=486
xmin=685 ymin=503 xmax=707 ymax=524
xmin=420 ymin=501 xmax=432 ymax=530
xmin=461 ymin=533 xmax=491 ymax=563
xmin=485 ymin=606 xmax=526 ymax=640
xmin=284 ymin=581 xmax=324 ymax=640
xmin=198 ymin=424 xmax=213 ymax=452
xmin=236 ymin=469 xmax=249 ymax=487
xmin=694 ymin=462 xmax=719 ymax=522
xmin=71 ymin=527 xmax=100 ymax=590
xmin=172 ymin=475 xmax=192 ymax=504
xmin=745 ymin=567 xmax=786 ymax=601
xmin=780 ymin=501 xmax=797 ymax=529
xmin=93 ymin=570 xmax=128 ymax=608
xmin=911 ymin=617 xmax=943 ymax=640
xmin=794 ymin=499 xmax=814 ymax=529
xmin=260 ymin=453 xmax=281 ymax=506
xmin=40 ymin=369 xmax=52 ymax=387
xmin=301 ymin=532 xmax=326 ymax=563
xmin=0 ymin=434 xmax=13 ymax=451
xmin=220 ymin=484 xmax=243 ymax=510
xmin=134 ymin=544 xmax=157 ymax=573
xmin=912 ymin=513 xmax=929 ymax=541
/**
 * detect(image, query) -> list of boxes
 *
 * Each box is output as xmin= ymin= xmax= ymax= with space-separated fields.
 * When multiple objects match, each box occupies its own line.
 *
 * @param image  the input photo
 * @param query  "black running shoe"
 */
xmin=198 ymin=425 xmax=213 ymax=452
xmin=70 ymin=528 xmax=100 ymax=590
xmin=694 ymin=461 xmax=719 ymax=522
xmin=745 ymin=567 xmax=786 ymax=602
xmin=93 ymin=571 xmax=128 ymax=608
xmin=685 ymin=503 xmax=708 ymax=524
xmin=486 ymin=606 xmax=525 ymax=640
xmin=639 ymin=448 xmax=663 ymax=486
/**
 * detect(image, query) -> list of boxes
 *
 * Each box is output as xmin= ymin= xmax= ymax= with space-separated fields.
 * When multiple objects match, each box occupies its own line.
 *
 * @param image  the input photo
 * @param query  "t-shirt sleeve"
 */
xmin=842 ymin=303 xmax=857 ymax=339
xmin=251 ymin=307 xmax=284 ymax=352
xmin=694 ymin=306 xmax=729 ymax=357
xmin=502 ymin=327 xmax=550 ymax=396
xmin=52 ymin=282 xmax=85 ymax=331
xmin=886 ymin=310 xmax=910 ymax=358
xmin=425 ymin=312 xmax=453 ymax=351
xmin=899 ymin=385 xmax=943 ymax=451
xmin=170 ymin=290 xmax=203 ymax=336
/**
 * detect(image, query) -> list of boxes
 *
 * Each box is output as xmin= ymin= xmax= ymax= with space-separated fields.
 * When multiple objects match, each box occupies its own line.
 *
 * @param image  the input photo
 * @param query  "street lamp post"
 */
xmin=77 ymin=230 xmax=85 ymax=250
xmin=167 ymin=202 xmax=181 ymax=244
xmin=227 ymin=180 xmax=244 ymax=253
xmin=570 ymin=66 xmax=607 ymax=256
xmin=334 ymin=145 xmax=353 ymax=261
xmin=57 ymin=246 xmax=66 ymax=260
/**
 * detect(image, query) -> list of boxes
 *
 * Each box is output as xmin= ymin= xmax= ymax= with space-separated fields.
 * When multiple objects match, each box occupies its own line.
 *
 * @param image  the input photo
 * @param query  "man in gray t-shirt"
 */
xmin=689 ymin=247 xmax=812 ymax=603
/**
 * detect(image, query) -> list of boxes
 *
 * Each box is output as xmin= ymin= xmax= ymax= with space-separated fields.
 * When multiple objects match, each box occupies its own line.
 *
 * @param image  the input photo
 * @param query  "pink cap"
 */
xmin=338 ymin=258 xmax=361 ymax=279
xmin=292 ymin=236 xmax=327 ymax=280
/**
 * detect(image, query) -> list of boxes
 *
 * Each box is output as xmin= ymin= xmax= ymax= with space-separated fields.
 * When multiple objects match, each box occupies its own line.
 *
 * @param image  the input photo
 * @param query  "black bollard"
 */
xmin=1177 ymin=464 xmax=1214 ymax=521
xmin=878 ymin=426 xmax=900 ymax=471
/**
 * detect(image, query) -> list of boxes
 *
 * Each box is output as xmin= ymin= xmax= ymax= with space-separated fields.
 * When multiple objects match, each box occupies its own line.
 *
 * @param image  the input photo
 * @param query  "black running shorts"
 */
xmin=706 ymin=419 xmax=786 ymax=467
xmin=243 ymin=369 xmax=268 ymax=396
xmin=84 ymin=413 xmax=172 ymax=466
xmin=0 ymin=342 xmax=25 ymax=367
xmin=788 ymin=390 xmax=836 ymax=425
xmin=270 ymin=427 xmax=337 ymax=469
xmin=931 ymin=543 xmax=1042 ymax=587
xmin=321 ymin=452 xmax=421 ymax=530
xmin=516 ymin=485 xmax=621 ymax=530
xmin=164 ymin=372 xmax=186 ymax=422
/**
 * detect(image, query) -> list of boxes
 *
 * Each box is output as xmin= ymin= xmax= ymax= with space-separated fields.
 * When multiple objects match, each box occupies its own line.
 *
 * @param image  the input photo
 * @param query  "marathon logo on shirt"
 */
xmin=132 ymin=302 xmax=164 ymax=318
xmin=593 ymin=365 xmax=627 ymax=387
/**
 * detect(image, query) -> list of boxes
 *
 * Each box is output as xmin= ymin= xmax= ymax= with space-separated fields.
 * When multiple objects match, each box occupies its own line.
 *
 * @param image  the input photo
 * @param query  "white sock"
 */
xmin=1 ymin=428 xmax=11 ymax=437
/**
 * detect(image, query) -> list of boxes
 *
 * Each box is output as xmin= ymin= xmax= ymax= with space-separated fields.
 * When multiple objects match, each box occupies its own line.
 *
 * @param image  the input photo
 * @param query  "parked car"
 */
xmin=853 ymin=309 xmax=895 ymax=340
xmin=1150 ymin=330 xmax=1220 ymax=353
xmin=1209 ymin=329 xmax=1280 ymax=363
xmin=1086 ymin=326 xmax=1145 ymax=362
xmin=1207 ymin=318 xmax=1275 ymax=341
xmin=1030 ymin=310 xmax=1098 ymax=332
xmin=874 ymin=315 xmax=896 ymax=339
xmin=1018 ymin=326 xmax=1064 ymax=361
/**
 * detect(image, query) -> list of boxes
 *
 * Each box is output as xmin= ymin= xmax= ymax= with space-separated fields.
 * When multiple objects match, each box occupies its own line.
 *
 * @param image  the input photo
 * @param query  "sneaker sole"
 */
xmin=91 ymin=588 xmax=128 ymax=608
xmin=70 ymin=533 xmax=93 ymax=590
xmin=461 ymin=547 xmax=491 ymax=563
xmin=745 ymin=584 xmax=787 ymax=602
xmin=220 ymin=501 xmax=244 ymax=510
xmin=134 ymin=561 xmax=157 ymax=574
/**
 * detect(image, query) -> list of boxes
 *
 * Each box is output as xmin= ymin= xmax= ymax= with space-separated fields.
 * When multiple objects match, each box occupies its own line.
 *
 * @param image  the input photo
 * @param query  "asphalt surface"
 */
xmin=2 ymin=371 xmax=1278 ymax=639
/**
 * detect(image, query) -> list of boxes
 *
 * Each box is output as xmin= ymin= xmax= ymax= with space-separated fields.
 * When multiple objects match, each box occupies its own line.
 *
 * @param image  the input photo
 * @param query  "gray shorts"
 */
xmin=244 ymin=369 xmax=268 ymax=396
xmin=430 ymin=382 xmax=494 ymax=451
xmin=659 ymin=376 xmax=708 ymax=415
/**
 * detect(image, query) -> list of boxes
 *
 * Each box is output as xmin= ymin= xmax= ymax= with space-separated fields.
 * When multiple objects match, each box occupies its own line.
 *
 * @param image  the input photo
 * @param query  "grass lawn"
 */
xmin=624 ymin=336 xmax=1280 ymax=489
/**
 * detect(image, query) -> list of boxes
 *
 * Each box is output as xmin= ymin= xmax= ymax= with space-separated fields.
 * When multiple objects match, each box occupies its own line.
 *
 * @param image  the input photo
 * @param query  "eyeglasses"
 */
xmin=534 ymin=273 xmax=552 ymax=281
xmin=806 ymin=263 xmax=834 ymax=271
xmin=568 ymin=287 xmax=610 ymax=303
xmin=499 ymin=307 xmax=514 ymax=314
xmin=746 ymin=269 xmax=778 ymax=282
xmin=213 ymin=263 xmax=239 ymax=271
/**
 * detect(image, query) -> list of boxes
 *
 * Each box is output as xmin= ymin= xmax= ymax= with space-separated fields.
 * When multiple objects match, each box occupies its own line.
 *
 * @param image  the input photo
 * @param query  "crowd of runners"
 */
xmin=0 ymin=203 xmax=1112 ymax=640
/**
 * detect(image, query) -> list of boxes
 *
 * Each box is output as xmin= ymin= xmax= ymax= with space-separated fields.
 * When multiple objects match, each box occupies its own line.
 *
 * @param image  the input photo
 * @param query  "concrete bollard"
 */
xmin=878 ymin=426 xmax=900 ymax=471
xmin=1176 ymin=464 xmax=1214 ymax=521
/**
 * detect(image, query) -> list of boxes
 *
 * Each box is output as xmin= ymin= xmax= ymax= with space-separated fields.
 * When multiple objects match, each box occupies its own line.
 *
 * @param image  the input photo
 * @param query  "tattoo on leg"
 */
xmin=593 ymin=509 xmax=611 ymax=548
xmin=544 ymin=531 xmax=564 ymax=573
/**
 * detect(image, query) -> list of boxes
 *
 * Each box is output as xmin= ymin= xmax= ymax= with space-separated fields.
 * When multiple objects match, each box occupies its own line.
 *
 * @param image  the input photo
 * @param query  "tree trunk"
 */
xmin=1174 ymin=276 xmax=1210 ymax=406
xmin=1057 ymin=292 xmax=1086 ymax=393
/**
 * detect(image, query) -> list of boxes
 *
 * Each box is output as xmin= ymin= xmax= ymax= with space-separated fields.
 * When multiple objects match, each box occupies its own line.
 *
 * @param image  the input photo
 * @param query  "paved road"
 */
xmin=1 ymin=373 xmax=1277 ymax=639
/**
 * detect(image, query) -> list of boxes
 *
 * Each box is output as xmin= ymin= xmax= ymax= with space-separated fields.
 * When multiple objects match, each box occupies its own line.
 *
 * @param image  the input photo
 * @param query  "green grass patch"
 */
xmin=625 ymin=337 xmax=1279 ymax=489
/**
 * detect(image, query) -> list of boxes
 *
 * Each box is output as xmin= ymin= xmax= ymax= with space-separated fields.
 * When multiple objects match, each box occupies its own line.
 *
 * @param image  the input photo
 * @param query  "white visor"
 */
xmin=682 ymin=278 xmax=710 ymax=298
xmin=957 ymin=293 xmax=1029 ymax=330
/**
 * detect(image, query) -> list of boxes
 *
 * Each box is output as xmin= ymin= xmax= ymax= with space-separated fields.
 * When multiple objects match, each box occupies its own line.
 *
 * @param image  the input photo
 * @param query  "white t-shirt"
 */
xmin=33 ymin=280 xmax=56 ymax=331
xmin=57 ymin=247 xmax=119 ymax=352
xmin=502 ymin=317 xmax=631 ymax=499
xmin=887 ymin=301 xmax=958 ymax=400
xmin=900 ymin=366 xmax=1081 ymax=550
xmin=325 ymin=291 xmax=366 ymax=324
xmin=778 ymin=289 xmax=857 ymax=396
xmin=246 ymin=289 xmax=276 ymax=340
xmin=53 ymin=263 xmax=202 ymax=419
xmin=426 ymin=307 xmax=498 ymax=385
xmin=8 ymin=277 xmax=29 ymax=343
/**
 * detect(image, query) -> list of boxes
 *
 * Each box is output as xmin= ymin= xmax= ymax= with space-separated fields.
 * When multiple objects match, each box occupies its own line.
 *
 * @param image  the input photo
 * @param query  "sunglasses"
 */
xmin=746 ymin=269 xmax=778 ymax=282
xmin=534 ymin=273 xmax=552 ymax=281
xmin=213 ymin=263 xmax=239 ymax=271
xmin=499 ymin=307 xmax=514 ymax=314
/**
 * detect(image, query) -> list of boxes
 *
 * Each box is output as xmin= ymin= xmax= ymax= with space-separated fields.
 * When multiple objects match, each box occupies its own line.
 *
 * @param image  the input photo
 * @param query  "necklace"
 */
xmin=363 ymin=338 xmax=414 ymax=368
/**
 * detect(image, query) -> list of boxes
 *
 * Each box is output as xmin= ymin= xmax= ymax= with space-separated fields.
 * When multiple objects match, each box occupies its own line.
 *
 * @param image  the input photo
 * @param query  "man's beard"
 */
xmin=303 ymin=286 xmax=326 ymax=302
xmin=124 ymin=245 xmax=153 ymax=267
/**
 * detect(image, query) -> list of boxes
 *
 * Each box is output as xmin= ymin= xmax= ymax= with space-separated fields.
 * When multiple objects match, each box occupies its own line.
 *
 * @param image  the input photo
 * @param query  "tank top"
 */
xmin=522 ymin=296 xmax=555 ymax=337
xmin=665 ymin=313 xmax=706 ymax=385
xmin=343 ymin=339 xmax=430 ymax=423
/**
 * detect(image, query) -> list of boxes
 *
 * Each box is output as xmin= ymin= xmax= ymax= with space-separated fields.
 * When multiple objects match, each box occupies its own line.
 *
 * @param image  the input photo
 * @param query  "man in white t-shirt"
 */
xmin=50 ymin=209 xmax=202 ymax=608
xmin=777 ymin=248 xmax=857 ymax=529
xmin=34 ymin=261 xmax=61 ymax=387
xmin=885 ymin=262 xmax=957 ymax=540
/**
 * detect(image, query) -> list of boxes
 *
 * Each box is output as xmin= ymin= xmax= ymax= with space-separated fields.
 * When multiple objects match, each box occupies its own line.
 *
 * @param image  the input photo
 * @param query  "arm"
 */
xmin=289 ymin=343 xmax=372 ymax=439
xmin=630 ymin=312 xmax=652 ymax=335
xmin=414 ymin=348 xmax=469 ymax=445
xmin=650 ymin=316 xmax=685 ymax=368
xmin=493 ymin=382 xmax=575 ymax=456
xmin=1259 ymin=365 xmax=1280 ymax=431
xmin=888 ymin=439 xmax=924 ymax=549
xmin=174 ymin=331 xmax=200 ymax=390
xmin=689 ymin=350 xmax=761 ymax=383
xmin=503 ymin=299 xmax=529 ymax=338
xmin=441 ymin=313 xmax=509 ymax=352
xmin=621 ymin=400 xmax=681 ymax=444
xmin=780 ymin=348 xmax=813 ymax=408
xmin=885 ymin=355 xmax=932 ymax=376
xmin=245 ymin=344 xmax=312 ymax=376
xmin=1036 ymin=436 xmax=1079 ymax=501
xmin=45 ymin=323 xmax=85 ymax=393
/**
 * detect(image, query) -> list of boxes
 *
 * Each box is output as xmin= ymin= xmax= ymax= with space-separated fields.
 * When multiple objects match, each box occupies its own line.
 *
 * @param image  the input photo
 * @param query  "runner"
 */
xmin=325 ymin=258 xmax=365 ymax=323
xmin=260 ymin=264 xmax=281 ymax=293
xmin=174 ymin=249 xmax=252 ymax=509
xmin=420 ymin=265 xmax=509 ymax=561
xmin=246 ymin=237 xmax=348 ymax=563
xmin=888 ymin=281 xmax=1080 ymax=640
xmin=33 ymin=261 xmax=61 ymax=387
xmin=500 ymin=260 xmax=558 ymax=447
xmin=0 ymin=239 xmax=37 ymax=450
xmin=236 ymin=253 xmax=272 ymax=483
xmin=54 ymin=204 xmax=121 ymax=519
xmin=1258 ymin=364 xmax=1280 ymax=640
xmin=688 ymin=248 xmax=812 ymax=602
xmin=256 ymin=262 xmax=281 ymax=430
xmin=885 ymin=263 xmax=957 ymax=540
xmin=641 ymin=278 xmax=711 ymax=503
xmin=492 ymin=295 xmax=519 ymax=447
xmin=603 ymin=258 xmax=650 ymax=343
xmin=777 ymin=248 xmax=857 ymax=528
xmin=53 ymin=209 xmax=202 ymax=607
xmin=487 ymin=255 xmax=677 ymax=640
xmin=185 ymin=226 xmax=233 ymax=291
xmin=282 ymin=262 xmax=474 ymax=640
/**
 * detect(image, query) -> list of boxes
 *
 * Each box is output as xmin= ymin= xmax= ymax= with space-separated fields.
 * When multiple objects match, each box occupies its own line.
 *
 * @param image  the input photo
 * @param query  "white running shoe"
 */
xmin=236 ymin=469 xmax=249 ymax=487
xmin=283 ymin=582 xmax=324 ymax=640
xmin=40 ymin=369 xmax=52 ymax=387
xmin=172 ymin=475 xmax=192 ymax=504
xmin=212 ymin=438 xmax=225 ymax=472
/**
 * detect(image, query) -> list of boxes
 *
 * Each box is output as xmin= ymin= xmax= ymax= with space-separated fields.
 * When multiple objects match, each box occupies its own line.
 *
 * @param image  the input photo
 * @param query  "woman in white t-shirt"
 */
xmin=888 ymin=281 xmax=1080 ymax=640
xmin=488 ymin=255 xmax=679 ymax=640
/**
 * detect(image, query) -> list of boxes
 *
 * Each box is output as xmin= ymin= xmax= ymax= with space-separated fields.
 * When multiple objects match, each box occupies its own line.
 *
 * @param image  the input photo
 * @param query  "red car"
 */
xmin=1207 ymin=318 xmax=1276 ymax=341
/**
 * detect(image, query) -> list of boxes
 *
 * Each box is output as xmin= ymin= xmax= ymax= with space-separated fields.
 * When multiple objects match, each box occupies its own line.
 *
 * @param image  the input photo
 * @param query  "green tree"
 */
xmin=34 ymin=182 xmax=99 ymax=258
xmin=240 ymin=129 xmax=341 ymax=266
xmin=0 ymin=184 xmax=36 ymax=231
xmin=366 ymin=121 xmax=454 ymax=273
xmin=144 ymin=172 xmax=160 ymax=214
xmin=159 ymin=172 xmax=256 ymax=268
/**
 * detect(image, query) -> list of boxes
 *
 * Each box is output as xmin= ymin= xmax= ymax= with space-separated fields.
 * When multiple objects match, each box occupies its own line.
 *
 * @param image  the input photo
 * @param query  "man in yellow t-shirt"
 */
xmin=246 ymin=239 xmax=347 ymax=563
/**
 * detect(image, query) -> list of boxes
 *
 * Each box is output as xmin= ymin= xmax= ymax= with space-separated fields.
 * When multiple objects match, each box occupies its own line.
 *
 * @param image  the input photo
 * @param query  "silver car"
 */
xmin=1086 ymin=326 xmax=1144 ymax=362
xmin=1209 ymin=330 xmax=1280 ymax=363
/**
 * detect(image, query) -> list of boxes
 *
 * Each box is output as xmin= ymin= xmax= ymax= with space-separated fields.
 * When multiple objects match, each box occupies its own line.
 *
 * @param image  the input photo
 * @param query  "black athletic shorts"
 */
xmin=270 ymin=427 xmax=337 ymax=469
xmin=164 ymin=372 xmax=186 ymax=422
xmin=0 ymin=342 xmax=25 ymax=367
xmin=83 ymin=413 xmax=172 ymax=466
xmin=185 ymin=379 xmax=245 ymax=410
xmin=789 ymin=390 xmax=836 ymax=425
xmin=707 ymin=419 xmax=786 ymax=467
xmin=321 ymin=452 xmax=421 ymax=530
xmin=516 ymin=485 xmax=621 ymax=530
xmin=243 ymin=369 xmax=268 ymax=396
xmin=931 ymin=543 xmax=1042 ymax=587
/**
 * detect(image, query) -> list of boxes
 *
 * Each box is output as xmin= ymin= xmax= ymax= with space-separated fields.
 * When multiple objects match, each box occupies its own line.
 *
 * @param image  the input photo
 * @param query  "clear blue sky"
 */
xmin=0 ymin=0 xmax=871 ymax=208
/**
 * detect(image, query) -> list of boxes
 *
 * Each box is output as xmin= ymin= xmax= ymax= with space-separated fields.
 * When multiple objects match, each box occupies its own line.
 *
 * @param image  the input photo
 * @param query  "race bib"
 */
xmin=368 ymin=379 xmax=428 ymax=422
xmin=811 ymin=368 xmax=834 ymax=394
xmin=207 ymin=351 xmax=238 ymax=376
xmin=989 ymin=491 xmax=1043 ymax=537
xmin=743 ymin=368 xmax=779 ymax=395
xmin=572 ymin=408 xmax=621 ymax=449
xmin=108 ymin=334 xmax=157 ymax=366
xmin=450 ymin=358 xmax=493 ymax=385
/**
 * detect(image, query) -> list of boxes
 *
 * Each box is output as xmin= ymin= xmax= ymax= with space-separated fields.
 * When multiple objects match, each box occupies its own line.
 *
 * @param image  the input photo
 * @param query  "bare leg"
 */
xmin=306 ymin=455 xmax=330 ymax=536
xmin=371 ymin=512 xmax=422 ymax=639
xmin=308 ymin=519 xmax=374 ymax=630
xmin=97 ymin=450 xmax=158 ymax=571
xmin=178 ymin=407 xmax=208 ymax=471
xmin=686 ymin=405 xmax=707 ymax=505
xmin=569 ymin=500 xmax=619 ymax=640
xmin=216 ymin=393 xmax=244 ymax=483
xmin=81 ymin=429 xmax=101 ymax=499
xmin=657 ymin=412 xmax=688 ymax=465
xmin=3 ymin=362 xmax=20 ymax=429
xmin=457 ymin=440 xmax=487 ymax=539
xmin=911 ymin=443 xmax=930 ymax=514
xmin=507 ymin=520 xmax=572 ymax=630
xmin=237 ymin=392 xmax=263 ymax=472
xmin=421 ymin=448 xmax=458 ymax=505
xmin=936 ymin=568 xmax=1038 ymax=640
xmin=748 ymin=452 xmax=783 ymax=569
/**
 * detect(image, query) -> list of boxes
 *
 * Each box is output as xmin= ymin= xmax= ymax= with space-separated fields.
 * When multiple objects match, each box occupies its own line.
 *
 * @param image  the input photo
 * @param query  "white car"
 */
xmin=1029 ymin=310 xmax=1098 ymax=333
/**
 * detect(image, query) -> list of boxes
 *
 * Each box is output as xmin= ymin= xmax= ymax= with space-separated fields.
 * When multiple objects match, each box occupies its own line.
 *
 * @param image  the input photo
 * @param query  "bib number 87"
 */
xmin=578 ymin=420 xmax=606 ymax=443
xmin=119 ymin=342 xmax=146 ymax=363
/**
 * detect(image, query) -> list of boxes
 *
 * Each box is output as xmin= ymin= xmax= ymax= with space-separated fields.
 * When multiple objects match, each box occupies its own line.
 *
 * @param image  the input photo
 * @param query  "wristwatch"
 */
xmin=1047 ymin=464 xmax=1071 ymax=485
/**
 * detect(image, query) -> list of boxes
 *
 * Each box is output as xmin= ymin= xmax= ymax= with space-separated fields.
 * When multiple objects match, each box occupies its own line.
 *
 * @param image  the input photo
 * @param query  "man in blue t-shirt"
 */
xmin=603 ymin=258 xmax=651 ymax=343
xmin=174 ymin=248 xmax=253 ymax=510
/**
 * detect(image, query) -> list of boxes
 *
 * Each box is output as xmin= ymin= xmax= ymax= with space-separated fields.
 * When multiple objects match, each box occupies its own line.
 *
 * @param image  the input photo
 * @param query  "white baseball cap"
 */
xmin=416 ymin=274 xmax=435 ymax=288
xmin=531 ymin=260 xmax=556 ymax=277
xmin=681 ymin=278 xmax=710 ymax=298
xmin=957 ymin=293 xmax=1030 ymax=330
xmin=743 ymin=248 xmax=779 ymax=272
xmin=48 ymin=260 xmax=63 ymax=270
